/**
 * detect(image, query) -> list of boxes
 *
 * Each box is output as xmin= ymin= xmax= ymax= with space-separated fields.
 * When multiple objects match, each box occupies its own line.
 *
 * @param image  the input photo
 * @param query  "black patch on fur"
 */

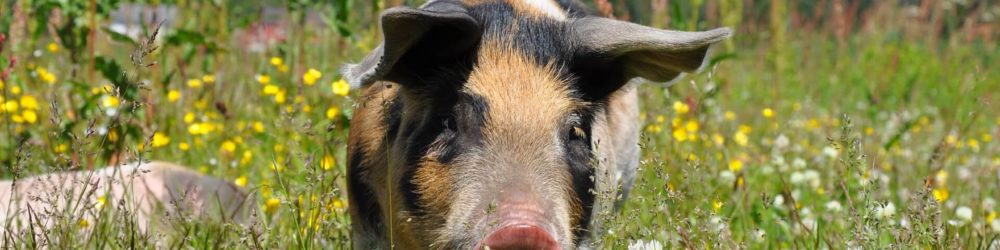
xmin=562 ymin=107 xmax=599 ymax=242
xmin=347 ymin=145 xmax=385 ymax=239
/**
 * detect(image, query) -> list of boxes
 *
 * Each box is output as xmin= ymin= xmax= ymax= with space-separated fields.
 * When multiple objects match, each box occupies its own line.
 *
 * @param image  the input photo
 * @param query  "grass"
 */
xmin=1 ymin=0 xmax=999 ymax=249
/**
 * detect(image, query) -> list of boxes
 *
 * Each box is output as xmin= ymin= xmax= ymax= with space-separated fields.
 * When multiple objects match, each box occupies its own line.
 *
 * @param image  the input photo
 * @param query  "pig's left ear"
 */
xmin=571 ymin=17 xmax=732 ymax=85
xmin=342 ymin=1 xmax=480 ymax=89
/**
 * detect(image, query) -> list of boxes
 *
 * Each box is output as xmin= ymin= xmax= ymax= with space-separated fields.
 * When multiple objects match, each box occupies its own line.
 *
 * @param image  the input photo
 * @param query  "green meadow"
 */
xmin=1 ymin=0 xmax=998 ymax=248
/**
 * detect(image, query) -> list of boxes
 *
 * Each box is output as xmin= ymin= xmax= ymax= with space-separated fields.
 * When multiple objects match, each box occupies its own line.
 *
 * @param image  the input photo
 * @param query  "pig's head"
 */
xmin=343 ymin=0 xmax=730 ymax=248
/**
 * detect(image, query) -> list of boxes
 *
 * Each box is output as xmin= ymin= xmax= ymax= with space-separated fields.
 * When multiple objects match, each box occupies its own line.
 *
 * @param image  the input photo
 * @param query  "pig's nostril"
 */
xmin=480 ymin=224 xmax=559 ymax=250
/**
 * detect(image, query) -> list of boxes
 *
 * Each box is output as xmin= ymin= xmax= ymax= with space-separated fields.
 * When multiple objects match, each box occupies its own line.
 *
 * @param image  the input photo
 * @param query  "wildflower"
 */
xmin=822 ymin=146 xmax=838 ymax=158
xmin=712 ymin=133 xmax=725 ymax=145
xmin=875 ymin=202 xmax=896 ymax=219
xmin=672 ymin=101 xmax=689 ymax=115
xmin=712 ymin=199 xmax=724 ymax=213
xmin=733 ymin=131 xmax=749 ymax=146
xmin=202 ymin=74 xmax=216 ymax=83
xmin=303 ymin=68 xmax=322 ymax=85
xmin=332 ymin=79 xmax=350 ymax=96
xmin=186 ymin=78 xmax=203 ymax=88
xmin=728 ymin=160 xmax=743 ymax=172
xmin=252 ymin=121 xmax=265 ymax=133
xmin=628 ymin=239 xmax=663 ymax=250
xmin=21 ymin=110 xmax=38 ymax=123
xmin=935 ymin=169 xmax=948 ymax=186
xmin=983 ymin=133 xmax=993 ymax=143
xmin=234 ymin=176 xmax=248 ymax=187
xmin=762 ymin=108 xmax=774 ymax=118
xmin=188 ymin=122 xmax=216 ymax=135
xmin=321 ymin=107 xmax=340 ymax=121
xmin=184 ymin=112 xmax=196 ymax=123
xmin=102 ymin=96 xmax=120 ymax=108
xmin=19 ymin=96 xmax=39 ymax=110
xmin=275 ymin=91 xmax=287 ymax=104
xmin=932 ymin=188 xmax=949 ymax=202
xmin=1 ymin=100 xmax=18 ymax=113
xmin=865 ymin=127 xmax=874 ymax=135
xmin=684 ymin=120 xmax=699 ymax=133
xmin=178 ymin=142 xmax=190 ymax=151
xmin=36 ymin=67 xmax=57 ymax=84
xmin=54 ymin=143 xmax=68 ymax=153
xmin=655 ymin=115 xmax=666 ymax=123
xmin=167 ymin=90 xmax=181 ymax=102
xmin=152 ymin=132 xmax=170 ymax=147
xmin=967 ymin=139 xmax=980 ymax=152
xmin=322 ymin=155 xmax=336 ymax=170
xmin=991 ymin=218 xmax=1000 ymax=233
xmin=78 ymin=219 xmax=89 ymax=228
xmin=724 ymin=111 xmax=736 ymax=120
xmin=262 ymin=84 xmax=280 ymax=95
xmin=257 ymin=74 xmax=271 ymax=85
xmin=672 ymin=129 xmax=688 ymax=142
xmin=955 ymin=206 xmax=973 ymax=222
xmin=269 ymin=57 xmax=283 ymax=67
xmin=825 ymin=200 xmax=842 ymax=212
xmin=221 ymin=140 xmax=237 ymax=153
xmin=265 ymin=197 xmax=281 ymax=213
xmin=47 ymin=42 xmax=59 ymax=53
xmin=96 ymin=196 xmax=107 ymax=209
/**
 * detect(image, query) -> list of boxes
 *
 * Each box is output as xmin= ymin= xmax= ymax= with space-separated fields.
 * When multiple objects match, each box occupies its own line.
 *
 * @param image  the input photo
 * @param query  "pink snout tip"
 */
xmin=477 ymin=224 xmax=560 ymax=250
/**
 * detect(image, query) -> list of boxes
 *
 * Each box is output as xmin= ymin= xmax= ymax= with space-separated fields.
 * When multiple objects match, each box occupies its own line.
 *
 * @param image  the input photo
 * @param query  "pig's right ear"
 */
xmin=342 ymin=1 xmax=481 ymax=89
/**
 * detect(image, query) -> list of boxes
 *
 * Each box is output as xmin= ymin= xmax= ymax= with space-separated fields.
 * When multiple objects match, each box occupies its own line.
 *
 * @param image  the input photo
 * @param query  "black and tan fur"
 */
xmin=344 ymin=0 xmax=730 ymax=248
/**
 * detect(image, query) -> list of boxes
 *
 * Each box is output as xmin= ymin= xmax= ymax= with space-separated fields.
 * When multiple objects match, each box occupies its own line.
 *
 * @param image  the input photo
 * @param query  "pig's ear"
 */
xmin=342 ymin=1 xmax=480 ymax=89
xmin=571 ymin=17 xmax=731 ymax=85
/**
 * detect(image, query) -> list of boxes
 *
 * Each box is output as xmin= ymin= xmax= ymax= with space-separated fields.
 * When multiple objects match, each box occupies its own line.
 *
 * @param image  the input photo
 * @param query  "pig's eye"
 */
xmin=442 ymin=116 xmax=458 ymax=132
xmin=566 ymin=114 xmax=587 ymax=140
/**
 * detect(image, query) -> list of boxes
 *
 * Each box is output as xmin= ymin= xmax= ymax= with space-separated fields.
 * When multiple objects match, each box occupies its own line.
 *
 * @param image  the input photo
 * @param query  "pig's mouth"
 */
xmin=473 ymin=205 xmax=562 ymax=250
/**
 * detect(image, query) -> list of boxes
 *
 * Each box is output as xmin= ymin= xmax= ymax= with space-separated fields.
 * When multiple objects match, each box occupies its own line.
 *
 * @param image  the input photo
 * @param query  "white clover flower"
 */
xmin=720 ymin=170 xmax=736 ymax=182
xmin=804 ymin=170 xmax=821 ymax=188
xmin=955 ymin=206 xmax=973 ymax=222
xmin=790 ymin=172 xmax=805 ymax=184
xmin=752 ymin=228 xmax=766 ymax=243
xmin=792 ymin=157 xmax=807 ymax=169
xmin=628 ymin=239 xmax=663 ymax=250
xmin=984 ymin=198 xmax=996 ymax=211
xmin=774 ymin=134 xmax=790 ymax=149
xmin=822 ymin=146 xmax=839 ymax=158
xmin=875 ymin=202 xmax=896 ymax=219
xmin=825 ymin=200 xmax=842 ymax=212
xmin=773 ymin=195 xmax=785 ymax=207
xmin=991 ymin=219 xmax=1000 ymax=233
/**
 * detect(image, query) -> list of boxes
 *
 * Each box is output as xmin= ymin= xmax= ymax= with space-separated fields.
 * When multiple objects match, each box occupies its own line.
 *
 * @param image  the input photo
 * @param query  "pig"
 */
xmin=342 ymin=0 xmax=731 ymax=249
xmin=0 ymin=161 xmax=252 ymax=239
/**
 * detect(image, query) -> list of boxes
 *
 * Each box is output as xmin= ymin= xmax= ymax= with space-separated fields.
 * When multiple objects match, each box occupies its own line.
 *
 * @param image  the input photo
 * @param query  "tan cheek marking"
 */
xmin=414 ymin=159 xmax=454 ymax=216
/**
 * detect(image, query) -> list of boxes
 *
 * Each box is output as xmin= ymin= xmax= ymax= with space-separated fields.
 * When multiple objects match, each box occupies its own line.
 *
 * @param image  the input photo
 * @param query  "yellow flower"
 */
xmin=712 ymin=133 xmax=725 ymax=145
xmin=935 ymin=169 xmax=948 ymax=186
xmin=152 ymin=132 xmax=170 ymax=147
xmin=684 ymin=120 xmax=699 ymax=133
xmin=11 ymin=114 xmax=24 ymax=123
xmin=257 ymin=74 xmax=271 ymax=85
xmin=322 ymin=155 xmax=335 ymax=170
xmin=865 ymin=127 xmax=874 ymax=135
xmin=262 ymin=84 xmax=280 ymax=95
xmin=278 ymin=64 xmax=289 ymax=73
xmin=932 ymin=188 xmax=949 ymax=202
xmin=10 ymin=85 xmax=21 ymax=94
xmin=672 ymin=101 xmax=689 ymax=115
xmin=178 ymin=142 xmax=190 ymax=151
xmin=37 ymin=68 xmax=57 ymax=84
xmin=167 ymin=90 xmax=181 ymax=102
xmin=21 ymin=110 xmax=38 ymax=124
xmin=19 ymin=96 xmax=39 ymax=110
xmin=762 ymin=108 xmax=775 ymax=118
xmin=265 ymin=197 xmax=281 ymax=213
xmin=983 ymin=133 xmax=993 ymax=143
xmin=253 ymin=121 xmax=265 ymax=133
xmin=988 ymin=211 xmax=997 ymax=223
xmin=241 ymin=150 xmax=253 ymax=165
xmin=188 ymin=122 xmax=216 ymax=135
xmin=78 ymin=219 xmax=89 ymax=228
xmin=968 ymin=139 xmax=980 ymax=152
xmin=102 ymin=96 xmax=120 ymax=108
xmin=269 ymin=57 xmax=284 ymax=67
xmin=187 ymin=79 xmax=203 ymax=88
xmin=221 ymin=140 xmax=237 ymax=153
xmin=712 ymin=199 xmax=724 ymax=213
xmin=1 ymin=100 xmax=18 ymax=113
xmin=234 ymin=176 xmax=248 ymax=187
xmin=47 ymin=42 xmax=59 ymax=53
xmin=184 ymin=112 xmax=196 ymax=123
xmin=54 ymin=143 xmax=68 ymax=153
xmin=734 ymin=131 xmax=749 ymax=146
xmin=332 ymin=199 xmax=345 ymax=209
xmin=0 ymin=79 xmax=4 ymax=90
xmin=202 ymin=74 xmax=216 ymax=83
xmin=728 ymin=159 xmax=744 ymax=172
xmin=303 ymin=68 xmax=322 ymax=86
xmin=96 ymin=196 xmax=107 ymax=209
xmin=724 ymin=111 xmax=736 ymax=121
xmin=332 ymin=79 xmax=350 ymax=96
xmin=326 ymin=107 xmax=340 ymax=119
xmin=672 ymin=129 xmax=688 ymax=142
xmin=275 ymin=91 xmax=287 ymax=104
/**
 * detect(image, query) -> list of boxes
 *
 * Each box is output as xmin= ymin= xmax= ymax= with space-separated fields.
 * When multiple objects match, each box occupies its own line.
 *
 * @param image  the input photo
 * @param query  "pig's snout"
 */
xmin=479 ymin=223 xmax=559 ymax=250
xmin=475 ymin=202 xmax=561 ymax=250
